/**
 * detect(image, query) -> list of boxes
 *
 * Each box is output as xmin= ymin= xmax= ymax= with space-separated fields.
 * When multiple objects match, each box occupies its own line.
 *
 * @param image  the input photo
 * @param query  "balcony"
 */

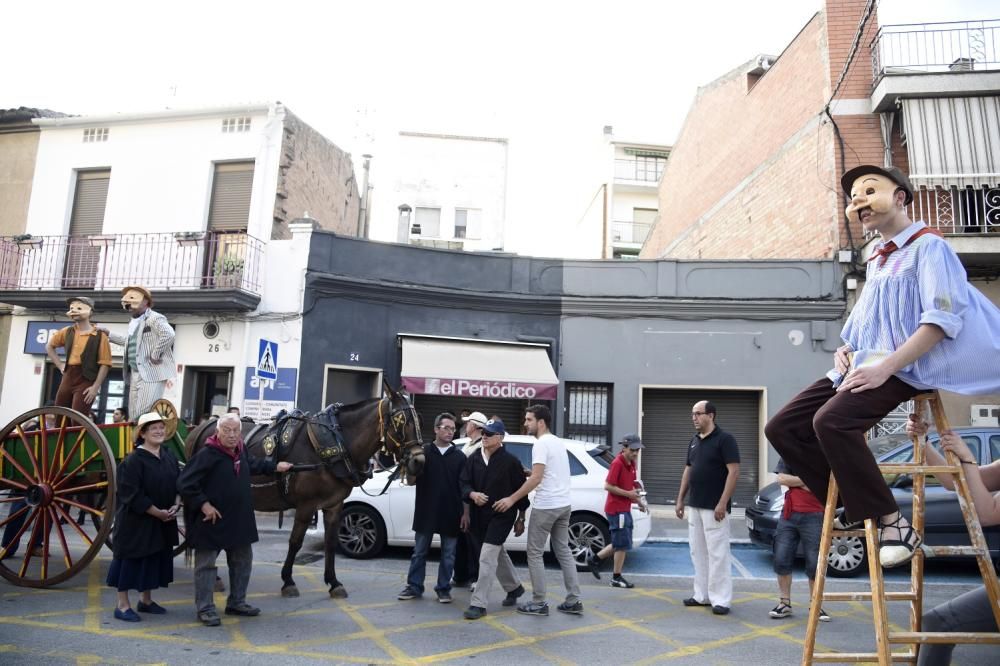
xmin=0 ymin=231 xmax=264 ymax=311
xmin=611 ymin=221 xmax=652 ymax=246
xmin=870 ymin=19 xmax=1000 ymax=111
xmin=614 ymin=159 xmax=665 ymax=188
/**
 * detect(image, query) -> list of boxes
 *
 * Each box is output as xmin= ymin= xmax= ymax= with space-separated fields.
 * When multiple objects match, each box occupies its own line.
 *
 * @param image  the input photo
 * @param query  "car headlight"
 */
xmin=769 ymin=495 xmax=785 ymax=512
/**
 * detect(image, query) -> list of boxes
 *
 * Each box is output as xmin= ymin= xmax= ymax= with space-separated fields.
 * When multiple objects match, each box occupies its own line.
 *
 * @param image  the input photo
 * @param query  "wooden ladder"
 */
xmin=802 ymin=392 xmax=1000 ymax=664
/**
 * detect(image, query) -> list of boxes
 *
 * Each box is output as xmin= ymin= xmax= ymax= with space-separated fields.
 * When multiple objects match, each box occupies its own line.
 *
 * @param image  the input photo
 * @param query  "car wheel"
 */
xmin=826 ymin=535 xmax=867 ymax=578
xmin=337 ymin=504 xmax=387 ymax=559
xmin=562 ymin=513 xmax=611 ymax=570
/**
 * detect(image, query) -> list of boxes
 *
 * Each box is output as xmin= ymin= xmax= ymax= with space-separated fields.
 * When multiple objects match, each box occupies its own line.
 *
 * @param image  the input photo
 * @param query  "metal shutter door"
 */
xmin=64 ymin=170 xmax=110 ymax=288
xmin=640 ymin=389 xmax=759 ymax=506
xmin=207 ymin=162 xmax=254 ymax=231
xmin=413 ymin=395 xmax=529 ymax=443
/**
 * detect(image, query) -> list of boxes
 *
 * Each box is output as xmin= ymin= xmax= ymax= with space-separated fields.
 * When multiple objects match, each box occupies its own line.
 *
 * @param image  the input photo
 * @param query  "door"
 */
xmin=323 ymin=365 xmax=382 ymax=408
xmin=63 ymin=170 xmax=110 ymax=289
xmin=182 ymin=367 xmax=233 ymax=424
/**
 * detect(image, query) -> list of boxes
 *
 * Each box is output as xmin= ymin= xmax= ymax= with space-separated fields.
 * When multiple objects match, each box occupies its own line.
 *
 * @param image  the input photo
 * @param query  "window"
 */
xmin=565 ymin=382 xmax=612 ymax=446
xmin=413 ymin=207 xmax=441 ymax=237
xmin=454 ymin=208 xmax=482 ymax=240
xmin=504 ymin=443 xmax=532 ymax=471
xmin=207 ymin=161 xmax=254 ymax=232
xmin=635 ymin=155 xmax=666 ymax=181
xmin=63 ymin=169 xmax=110 ymax=289
xmin=991 ymin=435 xmax=1000 ymax=463
xmin=82 ymin=128 xmax=108 ymax=142
xmin=222 ymin=117 xmax=251 ymax=133
xmin=567 ymin=451 xmax=588 ymax=476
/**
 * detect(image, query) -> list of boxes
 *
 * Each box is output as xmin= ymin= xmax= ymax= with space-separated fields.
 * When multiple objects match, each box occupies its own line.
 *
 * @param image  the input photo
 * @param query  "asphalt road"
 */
xmin=1 ymin=526 xmax=997 ymax=665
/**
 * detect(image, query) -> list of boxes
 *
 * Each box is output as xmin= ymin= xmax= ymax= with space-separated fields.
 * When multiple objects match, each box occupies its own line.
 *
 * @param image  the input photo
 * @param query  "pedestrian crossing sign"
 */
xmin=256 ymin=339 xmax=278 ymax=381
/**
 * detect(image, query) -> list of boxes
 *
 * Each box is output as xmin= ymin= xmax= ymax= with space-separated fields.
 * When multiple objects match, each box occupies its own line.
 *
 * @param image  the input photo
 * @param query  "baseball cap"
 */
xmin=463 ymin=411 xmax=487 ymax=426
xmin=840 ymin=164 xmax=914 ymax=206
xmin=482 ymin=418 xmax=506 ymax=436
xmin=621 ymin=434 xmax=643 ymax=450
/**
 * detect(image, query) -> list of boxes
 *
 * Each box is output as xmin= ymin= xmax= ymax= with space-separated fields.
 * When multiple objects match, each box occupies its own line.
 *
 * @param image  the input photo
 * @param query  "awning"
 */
xmin=400 ymin=336 xmax=558 ymax=400
xmin=900 ymin=96 xmax=1000 ymax=188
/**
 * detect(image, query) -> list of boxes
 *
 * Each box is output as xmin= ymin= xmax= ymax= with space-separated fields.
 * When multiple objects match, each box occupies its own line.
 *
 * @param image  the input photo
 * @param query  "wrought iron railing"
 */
xmin=909 ymin=185 xmax=1000 ymax=234
xmin=871 ymin=19 xmax=1000 ymax=80
xmin=0 ymin=231 xmax=264 ymax=293
xmin=611 ymin=221 xmax=653 ymax=245
xmin=614 ymin=158 xmax=665 ymax=183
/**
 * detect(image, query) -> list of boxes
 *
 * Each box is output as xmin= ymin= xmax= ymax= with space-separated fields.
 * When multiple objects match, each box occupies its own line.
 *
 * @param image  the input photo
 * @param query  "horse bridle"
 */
xmin=377 ymin=393 xmax=424 ymax=465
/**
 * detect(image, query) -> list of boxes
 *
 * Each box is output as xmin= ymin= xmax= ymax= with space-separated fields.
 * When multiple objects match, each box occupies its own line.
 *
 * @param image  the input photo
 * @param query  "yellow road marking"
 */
xmin=84 ymin=557 xmax=101 ymax=631
xmin=482 ymin=614 xmax=574 ymax=665
xmin=335 ymin=597 xmax=416 ymax=664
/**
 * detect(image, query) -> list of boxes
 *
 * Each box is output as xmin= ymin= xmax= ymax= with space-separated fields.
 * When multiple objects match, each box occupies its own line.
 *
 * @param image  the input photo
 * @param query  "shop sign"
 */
xmin=242 ymin=366 xmax=297 ymax=421
xmin=402 ymin=376 xmax=557 ymax=400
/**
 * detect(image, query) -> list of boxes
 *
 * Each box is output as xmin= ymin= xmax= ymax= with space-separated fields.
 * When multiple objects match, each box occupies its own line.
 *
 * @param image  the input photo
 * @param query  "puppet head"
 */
xmin=65 ymin=296 xmax=95 ymax=322
xmin=120 ymin=286 xmax=153 ymax=314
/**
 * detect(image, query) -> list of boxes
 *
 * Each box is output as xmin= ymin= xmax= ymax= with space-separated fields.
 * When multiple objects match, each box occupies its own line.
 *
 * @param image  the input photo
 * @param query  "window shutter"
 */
xmin=68 ymin=170 xmax=110 ymax=237
xmin=207 ymin=162 xmax=254 ymax=231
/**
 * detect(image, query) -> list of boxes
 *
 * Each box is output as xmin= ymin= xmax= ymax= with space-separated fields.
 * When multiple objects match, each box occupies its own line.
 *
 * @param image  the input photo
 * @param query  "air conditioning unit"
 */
xmin=970 ymin=404 xmax=1000 ymax=427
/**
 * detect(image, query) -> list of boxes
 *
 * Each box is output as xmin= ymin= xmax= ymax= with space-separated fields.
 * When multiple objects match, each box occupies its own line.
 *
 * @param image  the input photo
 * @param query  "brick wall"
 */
xmin=643 ymin=0 xmax=889 ymax=260
xmin=273 ymin=111 xmax=361 ymax=240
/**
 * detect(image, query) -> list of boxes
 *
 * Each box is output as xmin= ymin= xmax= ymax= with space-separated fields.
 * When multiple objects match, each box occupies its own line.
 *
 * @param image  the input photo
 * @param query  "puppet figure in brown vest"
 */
xmin=46 ymin=296 xmax=113 ymax=414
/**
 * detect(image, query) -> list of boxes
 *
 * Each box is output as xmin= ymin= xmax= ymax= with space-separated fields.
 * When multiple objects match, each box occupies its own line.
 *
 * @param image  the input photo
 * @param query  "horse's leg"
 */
xmin=280 ymin=506 xmax=315 ymax=598
xmin=322 ymin=503 xmax=348 ymax=598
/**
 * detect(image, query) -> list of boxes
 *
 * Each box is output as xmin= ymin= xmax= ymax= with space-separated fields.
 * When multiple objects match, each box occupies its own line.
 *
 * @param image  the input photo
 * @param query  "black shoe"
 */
xmin=198 ymin=609 xmax=222 ymax=626
xmin=224 ymin=603 xmax=261 ymax=617
xmin=683 ymin=597 xmax=711 ymax=607
xmin=397 ymin=587 xmax=421 ymax=600
xmin=610 ymin=576 xmax=634 ymax=589
xmin=436 ymin=590 xmax=453 ymax=604
xmin=586 ymin=552 xmax=601 ymax=580
xmin=502 ymin=584 xmax=525 ymax=607
xmin=712 ymin=605 xmax=730 ymax=615
xmin=556 ymin=600 xmax=584 ymax=615
xmin=136 ymin=601 xmax=167 ymax=614
xmin=463 ymin=605 xmax=487 ymax=620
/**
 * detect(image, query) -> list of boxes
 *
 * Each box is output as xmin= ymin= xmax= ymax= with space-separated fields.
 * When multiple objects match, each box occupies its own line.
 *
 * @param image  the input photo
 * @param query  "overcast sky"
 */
xmin=3 ymin=0 xmax=995 ymax=253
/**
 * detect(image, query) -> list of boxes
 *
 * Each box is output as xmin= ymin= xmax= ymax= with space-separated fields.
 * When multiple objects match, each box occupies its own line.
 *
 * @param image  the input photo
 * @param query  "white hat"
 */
xmin=135 ymin=412 xmax=164 ymax=430
xmin=463 ymin=411 xmax=487 ymax=426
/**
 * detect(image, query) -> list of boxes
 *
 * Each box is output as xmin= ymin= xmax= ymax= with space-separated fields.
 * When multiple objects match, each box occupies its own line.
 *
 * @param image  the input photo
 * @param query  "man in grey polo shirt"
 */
xmin=494 ymin=404 xmax=582 ymax=616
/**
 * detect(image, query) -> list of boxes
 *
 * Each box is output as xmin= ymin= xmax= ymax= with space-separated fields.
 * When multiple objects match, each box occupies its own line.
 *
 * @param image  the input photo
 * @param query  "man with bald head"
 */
xmin=676 ymin=400 xmax=740 ymax=615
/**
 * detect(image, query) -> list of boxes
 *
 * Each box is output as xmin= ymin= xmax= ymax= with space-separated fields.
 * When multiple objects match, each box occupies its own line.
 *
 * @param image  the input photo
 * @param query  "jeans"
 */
xmin=194 ymin=545 xmax=253 ymax=613
xmin=772 ymin=511 xmax=823 ymax=578
xmin=405 ymin=531 xmax=457 ymax=594
xmin=526 ymin=505 xmax=580 ymax=604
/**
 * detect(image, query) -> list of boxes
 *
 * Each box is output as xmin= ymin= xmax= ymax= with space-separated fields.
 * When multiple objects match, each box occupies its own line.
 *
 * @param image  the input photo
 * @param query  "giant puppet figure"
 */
xmin=46 ymin=296 xmax=113 ymax=413
xmin=765 ymin=165 xmax=1000 ymax=570
xmin=106 ymin=286 xmax=176 ymax=419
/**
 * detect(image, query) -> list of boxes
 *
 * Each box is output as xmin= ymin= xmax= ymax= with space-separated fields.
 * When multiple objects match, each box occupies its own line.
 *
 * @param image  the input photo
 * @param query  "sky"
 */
xmin=3 ymin=0 xmax=995 ymax=255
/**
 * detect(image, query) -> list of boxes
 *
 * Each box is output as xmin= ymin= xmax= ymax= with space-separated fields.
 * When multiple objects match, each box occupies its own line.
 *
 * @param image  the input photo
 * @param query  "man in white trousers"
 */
xmin=675 ymin=400 xmax=740 ymax=615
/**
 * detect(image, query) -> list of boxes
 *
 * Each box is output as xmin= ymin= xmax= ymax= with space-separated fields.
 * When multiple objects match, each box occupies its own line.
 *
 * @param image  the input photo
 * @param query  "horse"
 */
xmin=184 ymin=385 xmax=424 ymax=598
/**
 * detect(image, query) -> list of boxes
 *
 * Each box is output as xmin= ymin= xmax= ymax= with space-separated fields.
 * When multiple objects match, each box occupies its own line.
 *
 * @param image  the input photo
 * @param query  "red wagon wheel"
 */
xmin=0 ymin=406 xmax=115 ymax=587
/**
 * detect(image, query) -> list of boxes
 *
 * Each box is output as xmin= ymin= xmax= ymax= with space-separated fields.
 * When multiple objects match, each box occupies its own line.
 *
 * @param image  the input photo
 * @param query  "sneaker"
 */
xmin=769 ymin=601 xmax=792 ymax=619
xmin=502 ymin=584 xmax=525 ymax=607
xmin=224 ymin=602 xmax=261 ymax=616
xmin=436 ymin=590 xmax=453 ymax=604
xmin=610 ymin=576 xmax=634 ymax=589
xmin=556 ymin=600 xmax=584 ymax=615
xmin=586 ymin=552 xmax=601 ymax=580
xmin=197 ymin=609 xmax=221 ymax=627
xmin=833 ymin=513 xmax=863 ymax=531
xmin=818 ymin=608 xmax=831 ymax=622
xmin=397 ymin=587 xmax=421 ymax=601
xmin=711 ymin=605 xmax=730 ymax=615
xmin=463 ymin=605 xmax=487 ymax=620
xmin=516 ymin=601 xmax=549 ymax=616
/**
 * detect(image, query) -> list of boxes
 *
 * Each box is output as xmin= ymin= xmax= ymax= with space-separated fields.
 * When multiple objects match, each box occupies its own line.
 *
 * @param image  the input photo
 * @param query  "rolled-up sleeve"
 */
xmin=917 ymin=240 xmax=968 ymax=339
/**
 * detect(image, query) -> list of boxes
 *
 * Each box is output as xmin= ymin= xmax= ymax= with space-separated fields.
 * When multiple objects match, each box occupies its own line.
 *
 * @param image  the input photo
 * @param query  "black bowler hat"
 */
xmin=841 ymin=164 xmax=914 ymax=206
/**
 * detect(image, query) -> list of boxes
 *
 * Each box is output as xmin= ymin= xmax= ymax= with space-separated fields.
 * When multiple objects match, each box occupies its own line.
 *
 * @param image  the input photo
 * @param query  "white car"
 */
xmin=333 ymin=434 xmax=651 ymax=569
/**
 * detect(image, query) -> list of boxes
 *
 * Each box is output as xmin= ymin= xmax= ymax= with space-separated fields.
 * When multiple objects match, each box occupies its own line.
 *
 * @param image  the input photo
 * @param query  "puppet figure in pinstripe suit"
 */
xmin=107 ymin=286 xmax=176 ymax=420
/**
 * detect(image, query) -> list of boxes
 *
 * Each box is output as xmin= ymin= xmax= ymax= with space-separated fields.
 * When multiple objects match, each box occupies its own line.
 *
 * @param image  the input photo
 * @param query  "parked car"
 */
xmin=745 ymin=428 xmax=1000 ymax=577
xmin=333 ymin=435 xmax=651 ymax=569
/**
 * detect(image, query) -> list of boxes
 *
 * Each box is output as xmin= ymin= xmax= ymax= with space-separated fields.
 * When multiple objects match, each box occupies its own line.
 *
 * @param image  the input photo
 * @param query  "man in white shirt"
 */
xmin=494 ymin=404 xmax=582 ymax=616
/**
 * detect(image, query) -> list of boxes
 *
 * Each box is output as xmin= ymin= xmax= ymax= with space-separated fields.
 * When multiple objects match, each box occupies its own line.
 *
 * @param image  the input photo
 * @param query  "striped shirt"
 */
xmin=835 ymin=221 xmax=1000 ymax=395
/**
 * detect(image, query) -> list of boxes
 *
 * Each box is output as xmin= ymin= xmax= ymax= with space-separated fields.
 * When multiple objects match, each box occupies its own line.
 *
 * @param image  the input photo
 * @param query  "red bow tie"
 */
xmin=867 ymin=227 xmax=942 ymax=267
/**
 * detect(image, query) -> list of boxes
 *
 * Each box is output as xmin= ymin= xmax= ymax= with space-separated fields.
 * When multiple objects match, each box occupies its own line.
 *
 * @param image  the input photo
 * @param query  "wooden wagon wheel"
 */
xmin=0 ymin=406 xmax=115 ymax=588
xmin=150 ymin=399 xmax=179 ymax=440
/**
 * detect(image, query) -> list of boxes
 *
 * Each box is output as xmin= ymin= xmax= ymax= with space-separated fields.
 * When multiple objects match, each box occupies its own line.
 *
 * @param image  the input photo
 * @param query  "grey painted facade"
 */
xmin=300 ymin=232 xmax=848 ymax=497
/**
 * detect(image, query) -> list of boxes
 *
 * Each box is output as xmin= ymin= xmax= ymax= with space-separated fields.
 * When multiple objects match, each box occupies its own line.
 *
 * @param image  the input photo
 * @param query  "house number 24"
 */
xmin=350 ymin=353 xmax=360 ymax=361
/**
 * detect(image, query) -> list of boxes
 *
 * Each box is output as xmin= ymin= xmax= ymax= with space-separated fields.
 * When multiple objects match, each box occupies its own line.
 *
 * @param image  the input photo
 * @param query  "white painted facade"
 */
xmin=367 ymin=131 xmax=509 ymax=252
xmin=0 ymin=105 xmax=320 ymax=425
xmin=604 ymin=138 xmax=670 ymax=259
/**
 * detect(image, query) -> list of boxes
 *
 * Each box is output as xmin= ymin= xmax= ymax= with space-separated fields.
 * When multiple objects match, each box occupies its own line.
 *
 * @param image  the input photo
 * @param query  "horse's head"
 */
xmin=380 ymin=383 xmax=425 ymax=481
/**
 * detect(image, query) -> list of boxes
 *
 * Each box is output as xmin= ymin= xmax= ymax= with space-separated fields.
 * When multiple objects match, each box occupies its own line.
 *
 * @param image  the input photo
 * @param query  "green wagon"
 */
xmin=0 ymin=401 xmax=188 ymax=587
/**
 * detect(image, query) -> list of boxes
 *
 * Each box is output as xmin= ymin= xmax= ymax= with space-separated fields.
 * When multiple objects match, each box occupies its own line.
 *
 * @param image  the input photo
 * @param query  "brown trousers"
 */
xmin=54 ymin=365 xmax=95 ymax=414
xmin=764 ymin=376 xmax=921 ymax=521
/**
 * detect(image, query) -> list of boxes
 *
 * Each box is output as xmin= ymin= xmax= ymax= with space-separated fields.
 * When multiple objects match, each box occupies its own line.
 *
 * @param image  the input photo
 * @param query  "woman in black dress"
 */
xmin=106 ymin=412 xmax=181 ymax=622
